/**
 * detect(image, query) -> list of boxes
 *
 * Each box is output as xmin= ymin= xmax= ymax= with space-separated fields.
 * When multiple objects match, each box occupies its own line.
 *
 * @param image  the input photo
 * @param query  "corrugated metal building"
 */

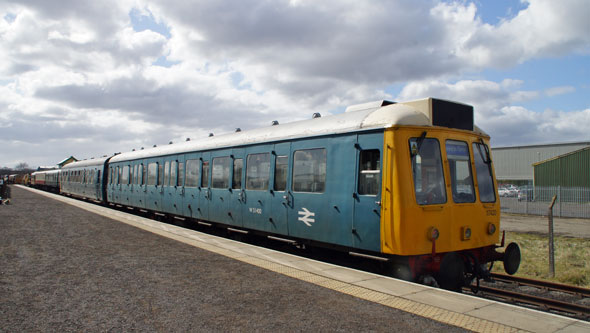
xmin=533 ymin=147 xmax=590 ymax=187
xmin=491 ymin=141 xmax=590 ymax=185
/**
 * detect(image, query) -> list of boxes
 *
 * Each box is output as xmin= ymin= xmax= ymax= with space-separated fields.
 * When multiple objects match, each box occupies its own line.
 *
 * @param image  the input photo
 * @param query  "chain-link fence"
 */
xmin=499 ymin=186 xmax=590 ymax=218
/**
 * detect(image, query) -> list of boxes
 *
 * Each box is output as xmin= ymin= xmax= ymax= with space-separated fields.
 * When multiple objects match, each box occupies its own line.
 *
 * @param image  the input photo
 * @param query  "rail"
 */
xmin=466 ymin=273 xmax=590 ymax=320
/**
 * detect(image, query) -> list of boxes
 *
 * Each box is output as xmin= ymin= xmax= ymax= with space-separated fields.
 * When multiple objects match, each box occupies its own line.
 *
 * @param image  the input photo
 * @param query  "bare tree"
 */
xmin=15 ymin=162 xmax=29 ymax=171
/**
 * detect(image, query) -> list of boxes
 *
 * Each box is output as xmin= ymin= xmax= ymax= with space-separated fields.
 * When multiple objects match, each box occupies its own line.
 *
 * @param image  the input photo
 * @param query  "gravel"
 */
xmin=0 ymin=186 xmax=466 ymax=332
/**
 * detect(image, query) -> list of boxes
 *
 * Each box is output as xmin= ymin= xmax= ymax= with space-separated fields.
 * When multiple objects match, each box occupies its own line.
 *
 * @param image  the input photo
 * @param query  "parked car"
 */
xmin=518 ymin=185 xmax=534 ymax=201
xmin=498 ymin=187 xmax=510 ymax=197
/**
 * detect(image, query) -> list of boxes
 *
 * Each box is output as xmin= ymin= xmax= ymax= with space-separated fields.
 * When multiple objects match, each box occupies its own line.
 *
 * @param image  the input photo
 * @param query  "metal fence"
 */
xmin=499 ymin=186 xmax=590 ymax=218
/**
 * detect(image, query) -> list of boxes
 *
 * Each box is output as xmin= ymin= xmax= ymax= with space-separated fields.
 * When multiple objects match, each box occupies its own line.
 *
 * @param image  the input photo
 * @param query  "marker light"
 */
xmin=461 ymin=226 xmax=472 ymax=241
xmin=487 ymin=223 xmax=497 ymax=235
xmin=428 ymin=227 xmax=440 ymax=241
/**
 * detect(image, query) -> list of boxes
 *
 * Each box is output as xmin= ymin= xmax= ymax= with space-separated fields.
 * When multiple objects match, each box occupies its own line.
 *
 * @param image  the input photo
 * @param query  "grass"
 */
xmin=492 ymin=232 xmax=590 ymax=288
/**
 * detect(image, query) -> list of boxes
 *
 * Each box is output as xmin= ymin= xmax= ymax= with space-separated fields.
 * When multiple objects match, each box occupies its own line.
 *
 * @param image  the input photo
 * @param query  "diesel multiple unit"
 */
xmin=32 ymin=98 xmax=521 ymax=290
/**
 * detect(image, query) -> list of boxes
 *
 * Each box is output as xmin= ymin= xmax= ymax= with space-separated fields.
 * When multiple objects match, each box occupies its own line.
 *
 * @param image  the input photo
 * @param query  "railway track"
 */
xmin=465 ymin=273 xmax=590 ymax=320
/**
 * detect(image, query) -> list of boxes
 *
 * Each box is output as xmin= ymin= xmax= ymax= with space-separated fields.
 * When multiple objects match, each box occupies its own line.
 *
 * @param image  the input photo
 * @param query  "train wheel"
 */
xmin=436 ymin=252 xmax=465 ymax=291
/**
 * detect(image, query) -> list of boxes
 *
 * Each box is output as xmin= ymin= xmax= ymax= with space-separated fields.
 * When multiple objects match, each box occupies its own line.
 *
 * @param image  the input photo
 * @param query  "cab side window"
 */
xmin=358 ymin=150 xmax=380 ymax=195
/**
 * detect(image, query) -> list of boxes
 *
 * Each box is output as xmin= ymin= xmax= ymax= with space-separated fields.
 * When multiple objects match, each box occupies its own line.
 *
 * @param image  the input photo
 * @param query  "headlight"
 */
xmin=428 ymin=227 xmax=439 ymax=241
xmin=487 ymin=223 xmax=496 ymax=235
xmin=461 ymin=226 xmax=471 ymax=241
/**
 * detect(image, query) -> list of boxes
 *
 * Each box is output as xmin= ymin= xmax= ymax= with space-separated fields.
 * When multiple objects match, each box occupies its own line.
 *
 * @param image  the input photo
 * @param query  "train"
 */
xmin=30 ymin=97 xmax=520 ymax=291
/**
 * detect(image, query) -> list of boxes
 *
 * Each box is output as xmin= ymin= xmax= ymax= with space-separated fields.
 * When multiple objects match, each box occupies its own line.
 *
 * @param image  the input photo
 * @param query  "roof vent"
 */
xmin=169 ymin=141 xmax=173 ymax=144
xmin=345 ymin=100 xmax=395 ymax=113
xmin=235 ymin=128 xmax=241 ymax=132
xmin=312 ymin=113 xmax=321 ymax=119
xmin=132 ymin=149 xmax=136 ymax=151
xmin=153 ymin=145 xmax=157 ymax=147
xmin=209 ymin=133 xmax=214 ymax=137
xmin=186 ymin=138 xmax=190 ymax=141
xmin=272 ymin=120 xmax=279 ymax=126
xmin=141 ymin=147 xmax=144 ymax=150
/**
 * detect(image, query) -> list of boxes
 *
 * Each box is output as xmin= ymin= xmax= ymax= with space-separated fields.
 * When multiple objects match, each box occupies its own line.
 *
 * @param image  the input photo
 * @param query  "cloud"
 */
xmin=545 ymin=86 xmax=575 ymax=97
xmin=1 ymin=0 xmax=589 ymax=167
xmin=396 ymin=79 xmax=590 ymax=146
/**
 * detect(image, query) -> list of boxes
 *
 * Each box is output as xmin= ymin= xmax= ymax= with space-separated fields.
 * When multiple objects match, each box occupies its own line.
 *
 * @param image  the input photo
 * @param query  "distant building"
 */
xmin=58 ymin=156 xmax=77 ymax=168
xmin=533 ymin=146 xmax=590 ymax=187
xmin=491 ymin=141 xmax=590 ymax=186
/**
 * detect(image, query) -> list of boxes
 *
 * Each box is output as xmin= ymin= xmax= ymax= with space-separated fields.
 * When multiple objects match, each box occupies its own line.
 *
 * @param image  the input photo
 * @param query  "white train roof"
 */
xmin=110 ymin=98 xmax=488 ymax=163
xmin=62 ymin=156 xmax=110 ymax=169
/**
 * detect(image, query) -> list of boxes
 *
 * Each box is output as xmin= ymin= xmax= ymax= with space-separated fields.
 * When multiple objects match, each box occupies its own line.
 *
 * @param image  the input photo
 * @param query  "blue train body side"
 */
xmin=106 ymin=131 xmax=384 ymax=252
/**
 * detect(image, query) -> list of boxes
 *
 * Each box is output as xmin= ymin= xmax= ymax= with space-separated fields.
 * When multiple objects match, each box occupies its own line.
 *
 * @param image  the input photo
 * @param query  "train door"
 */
xmin=184 ymin=153 xmax=201 ymax=219
xmin=164 ymin=155 xmax=184 ymax=216
xmin=268 ymin=142 xmax=291 ymax=235
xmin=287 ymin=138 xmax=332 ymax=242
xmin=352 ymin=132 xmax=383 ymax=252
xmin=162 ymin=159 xmax=173 ymax=214
xmin=121 ymin=164 xmax=132 ymax=206
xmin=94 ymin=168 xmax=102 ymax=200
xmin=242 ymin=146 xmax=272 ymax=231
xmin=197 ymin=152 xmax=211 ymax=220
xmin=135 ymin=162 xmax=147 ymax=209
xmin=209 ymin=150 xmax=232 ymax=224
xmin=145 ymin=158 xmax=162 ymax=211
xmin=228 ymin=148 xmax=245 ymax=227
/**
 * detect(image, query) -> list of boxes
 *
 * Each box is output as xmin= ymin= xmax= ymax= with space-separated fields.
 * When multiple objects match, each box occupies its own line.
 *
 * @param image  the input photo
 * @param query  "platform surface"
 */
xmin=2 ymin=186 xmax=589 ymax=332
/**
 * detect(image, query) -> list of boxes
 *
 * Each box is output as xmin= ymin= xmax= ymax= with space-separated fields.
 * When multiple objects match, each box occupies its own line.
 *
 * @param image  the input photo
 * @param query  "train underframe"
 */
xmin=390 ymin=233 xmax=521 ymax=291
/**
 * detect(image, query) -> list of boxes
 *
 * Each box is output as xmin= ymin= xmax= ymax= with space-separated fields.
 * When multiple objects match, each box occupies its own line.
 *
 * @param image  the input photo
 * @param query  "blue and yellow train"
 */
xmin=41 ymin=97 xmax=520 ymax=290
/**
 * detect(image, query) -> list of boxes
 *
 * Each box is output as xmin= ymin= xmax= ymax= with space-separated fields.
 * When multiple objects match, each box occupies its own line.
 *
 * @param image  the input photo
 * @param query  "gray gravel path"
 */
xmin=0 ymin=186 xmax=465 ymax=332
xmin=501 ymin=213 xmax=590 ymax=238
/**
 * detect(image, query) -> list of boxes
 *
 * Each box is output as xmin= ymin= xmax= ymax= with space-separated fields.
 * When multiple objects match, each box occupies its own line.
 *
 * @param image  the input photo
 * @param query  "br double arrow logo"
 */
xmin=298 ymin=207 xmax=315 ymax=227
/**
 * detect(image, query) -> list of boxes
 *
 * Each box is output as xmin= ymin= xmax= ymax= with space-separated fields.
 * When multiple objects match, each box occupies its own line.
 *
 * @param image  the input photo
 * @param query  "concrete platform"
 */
xmin=13 ymin=186 xmax=590 ymax=332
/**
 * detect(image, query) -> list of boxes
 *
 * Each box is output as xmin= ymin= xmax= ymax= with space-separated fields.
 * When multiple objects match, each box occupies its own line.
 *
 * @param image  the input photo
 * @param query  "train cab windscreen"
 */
xmin=410 ymin=138 xmax=446 ymax=205
xmin=473 ymin=142 xmax=496 ymax=202
xmin=445 ymin=140 xmax=475 ymax=203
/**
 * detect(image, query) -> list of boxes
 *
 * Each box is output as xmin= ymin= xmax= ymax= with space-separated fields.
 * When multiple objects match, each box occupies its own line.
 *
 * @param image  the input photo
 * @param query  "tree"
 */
xmin=15 ymin=162 xmax=29 ymax=171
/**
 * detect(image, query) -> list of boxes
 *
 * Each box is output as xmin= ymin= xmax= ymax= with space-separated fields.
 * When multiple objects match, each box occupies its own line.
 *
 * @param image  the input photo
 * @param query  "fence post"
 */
xmin=548 ymin=195 xmax=557 ymax=278
xmin=558 ymin=185 xmax=562 ymax=218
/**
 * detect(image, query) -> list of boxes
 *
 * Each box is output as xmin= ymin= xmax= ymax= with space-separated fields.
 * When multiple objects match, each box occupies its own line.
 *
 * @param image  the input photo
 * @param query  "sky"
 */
xmin=1 ymin=0 xmax=589 ymax=169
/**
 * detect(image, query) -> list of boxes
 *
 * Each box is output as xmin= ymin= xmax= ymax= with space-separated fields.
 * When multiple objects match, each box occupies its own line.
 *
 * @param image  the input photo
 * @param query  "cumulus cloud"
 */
xmin=0 ymin=0 xmax=589 ymax=167
xmin=397 ymin=79 xmax=589 ymax=146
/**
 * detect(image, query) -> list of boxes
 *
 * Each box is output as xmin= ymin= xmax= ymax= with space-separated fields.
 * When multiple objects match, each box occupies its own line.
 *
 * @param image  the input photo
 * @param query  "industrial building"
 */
xmin=533 ymin=146 xmax=590 ymax=187
xmin=491 ymin=141 xmax=590 ymax=186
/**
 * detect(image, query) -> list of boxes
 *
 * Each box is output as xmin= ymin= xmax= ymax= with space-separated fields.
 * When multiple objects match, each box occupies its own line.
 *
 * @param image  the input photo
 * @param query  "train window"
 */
xmin=185 ymin=159 xmax=200 ymax=188
xmin=293 ymin=148 xmax=326 ymax=193
xmin=142 ymin=164 xmax=147 ymax=185
xmin=158 ymin=163 xmax=164 ymax=186
xmin=232 ymin=158 xmax=243 ymax=189
xmin=170 ymin=161 xmax=177 ymax=186
xmin=129 ymin=166 xmax=134 ymax=185
xmin=358 ymin=150 xmax=380 ymax=195
xmin=177 ymin=162 xmax=184 ymax=187
xmin=201 ymin=161 xmax=210 ymax=188
xmin=212 ymin=157 xmax=230 ymax=188
xmin=473 ymin=142 xmax=496 ymax=203
xmin=246 ymin=153 xmax=270 ymax=190
xmin=121 ymin=166 xmax=129 ymax=185
xmin=138 ymin=164 xmax=143 ymax=185
xmin=133 ymin=165 xmax=138 ymax=184
xmin=409 ymin=138 xmax=446 ymax=205
xmin=274 ymin=156 xmax=288 ymax=191
xmin=147 ymin=163 xmax=157 ymax=186
xmin=164 ymin=162 xmax=170 ymax=187
xmin=446 ymin=140 xmax=475 ymax=203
